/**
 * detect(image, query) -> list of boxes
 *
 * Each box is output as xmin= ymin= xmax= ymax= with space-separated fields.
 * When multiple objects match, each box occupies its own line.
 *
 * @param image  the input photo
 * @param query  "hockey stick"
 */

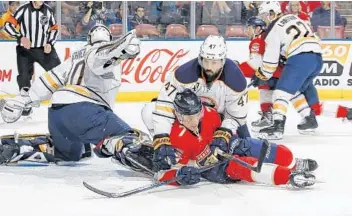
xmin=83 ymin=140 xmax=270 ymax=198
xmin=0 ymin=133 xmax=49 ymax=139
xmin=247 ymin=81 xmax=254 ymax=88
xmin=83 ymin=160 xmax=228 ymax=198
xmin=216 ymin=139 xmax=270 ymax=173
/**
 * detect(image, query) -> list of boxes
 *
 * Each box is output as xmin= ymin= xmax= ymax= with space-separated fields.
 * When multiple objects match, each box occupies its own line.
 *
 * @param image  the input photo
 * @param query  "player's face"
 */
xmin=290 ymin=2 xmax=300 ymax=14
xmin=9 ymin=2 xmax=19 ymax=13
xmin=247 ymin=26 xmax=255 ymax=39
xmin=201 ymin=58 xmax=223 ymax=77
xmin=177 ymin=110 xmax=203 ymax=133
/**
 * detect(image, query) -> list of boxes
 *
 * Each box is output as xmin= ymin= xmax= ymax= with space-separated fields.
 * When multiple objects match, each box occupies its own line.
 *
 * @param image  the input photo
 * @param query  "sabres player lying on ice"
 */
xmin=0 ymin=25 xmax=141 ymax=164
xmin=0 ymin=89 xmax=318 ymax=188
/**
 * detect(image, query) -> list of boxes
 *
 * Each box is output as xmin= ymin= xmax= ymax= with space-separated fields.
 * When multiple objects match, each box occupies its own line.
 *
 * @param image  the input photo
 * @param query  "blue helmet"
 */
xmin=174 ymin=89 xmax=202 ymax=115
xmin=247 ymin=16 xmax=267 ymax=30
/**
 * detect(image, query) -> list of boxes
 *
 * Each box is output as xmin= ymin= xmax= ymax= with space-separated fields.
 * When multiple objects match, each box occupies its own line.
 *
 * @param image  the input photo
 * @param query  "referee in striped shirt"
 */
xmin=4 ymin=1 xmax=61 ymax=93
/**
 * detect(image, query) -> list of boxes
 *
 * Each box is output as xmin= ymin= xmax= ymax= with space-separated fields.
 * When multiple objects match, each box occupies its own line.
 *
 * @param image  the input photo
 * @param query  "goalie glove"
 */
xmin=94 ymin=30 xmax=140 ymax=61
xmin=0 ymin=95 xmax=31 ymax=123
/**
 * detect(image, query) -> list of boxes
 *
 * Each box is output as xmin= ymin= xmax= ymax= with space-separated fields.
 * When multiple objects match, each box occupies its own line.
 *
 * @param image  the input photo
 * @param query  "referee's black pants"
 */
xmin=16 ymin=45 xmax=61 ymax=90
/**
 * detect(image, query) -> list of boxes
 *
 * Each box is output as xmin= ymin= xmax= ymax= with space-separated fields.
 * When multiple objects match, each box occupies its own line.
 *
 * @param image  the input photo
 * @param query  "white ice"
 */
xmin=1 ymin=101 xmax=352 ymax=216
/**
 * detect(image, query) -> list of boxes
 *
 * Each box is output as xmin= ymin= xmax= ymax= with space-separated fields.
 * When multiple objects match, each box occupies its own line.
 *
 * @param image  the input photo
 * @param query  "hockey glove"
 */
xmin=152 ymin=134 xmax=177 ymax=171
xmin=98 ymin=130 xmax=142 ymax=166
xmin=0 ymin=95 xmax=31 ymax=123
xmin=210 ymin=127 xmax=233 ymax=154
xmin=176 ymin=166 xmax=201 ymax=185
xmin=251 ymin=68 xmax=268 ymax=88
xmin=0 ymin=143 xmax=20 ymax=164
xmin=228 ymin=136 xmax=251 ymax=157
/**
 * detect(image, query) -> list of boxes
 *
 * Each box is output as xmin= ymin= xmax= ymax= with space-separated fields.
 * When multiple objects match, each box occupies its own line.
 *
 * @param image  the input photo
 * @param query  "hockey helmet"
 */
xmin=258 ymin=1 xmax=282 ymax=22
xmin=198 ymin=35 xmax=227 ymax=66
xmin=174 ymin=89 xmax=202 ymax=116
xmin=87 ymin=24 xmax=112 ymax=45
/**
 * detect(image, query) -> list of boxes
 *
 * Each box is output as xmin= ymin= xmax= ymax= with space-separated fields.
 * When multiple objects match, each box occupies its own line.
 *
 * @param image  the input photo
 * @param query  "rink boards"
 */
xmin=0 ymin=40 xmax=351 ymax=101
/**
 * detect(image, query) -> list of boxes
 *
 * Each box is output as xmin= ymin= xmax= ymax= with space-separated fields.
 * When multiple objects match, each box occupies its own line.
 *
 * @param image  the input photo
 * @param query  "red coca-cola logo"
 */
xmin=122 ymin=49 xmax=189 ymax=84
xmin=63 ymin=47 xmax=190 ymax=84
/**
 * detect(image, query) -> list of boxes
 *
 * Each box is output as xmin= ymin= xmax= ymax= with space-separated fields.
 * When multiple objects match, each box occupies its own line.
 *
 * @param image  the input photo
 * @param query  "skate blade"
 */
xmin=257 ymin=132 xmax=283 ymax=140
xmin=294 ymin=177 xmax=325 ymax=185
xmin=298 ymin=129 xmax=316 ymax=135
xmin=251 ymin=126 xmax=263 ymax=133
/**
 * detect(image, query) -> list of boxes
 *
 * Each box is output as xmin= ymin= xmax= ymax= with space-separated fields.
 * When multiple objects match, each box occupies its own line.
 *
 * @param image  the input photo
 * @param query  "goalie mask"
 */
xmin=87 ymin=24 xmax=112 ymax=45
xmin=174 ymin=89 xmax=203 ymax=133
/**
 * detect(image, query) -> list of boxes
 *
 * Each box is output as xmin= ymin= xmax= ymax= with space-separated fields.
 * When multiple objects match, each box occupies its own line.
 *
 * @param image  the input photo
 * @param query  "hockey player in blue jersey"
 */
xmin=0 ymin=25 xmax=143 ymax=164
xmin=141 ymin=35 xmax=251 ymax=171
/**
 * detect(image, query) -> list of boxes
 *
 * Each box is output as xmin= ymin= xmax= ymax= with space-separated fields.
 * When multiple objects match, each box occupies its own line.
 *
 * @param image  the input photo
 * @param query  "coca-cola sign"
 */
xmin=122 ymin=48 xmax=190 ymax=84
xmin=64 ymin=47 xmax=190 ymax=85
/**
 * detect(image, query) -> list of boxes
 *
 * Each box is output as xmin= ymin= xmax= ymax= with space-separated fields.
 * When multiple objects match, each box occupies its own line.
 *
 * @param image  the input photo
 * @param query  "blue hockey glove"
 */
xmin=210 ymin=127 xmax=233 ymax=154
xmin=251 ymin=68 xmax=268 ymax=87
xmin=152 ymin=134 xmax=177 ymax=171
xmin=176 ymin=166 xmax=201 ymax=185
xmin=228 ymin=136 xmax=251 ymax=157
xmin=113 ymin=130 xmax=142 ymax=164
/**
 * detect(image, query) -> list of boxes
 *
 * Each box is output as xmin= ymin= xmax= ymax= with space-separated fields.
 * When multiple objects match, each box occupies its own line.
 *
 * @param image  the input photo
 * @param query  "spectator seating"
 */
xmin=317 ymin=26 xmax=345 ymax=39
xmin=60 ymin=25 xmax=71 ymax=39
xmin=196 ymin=25 xmax=220 ymax=37
xmin=165 ymin=24 xmax=189 ymax=38
xmin=135 ymin=24 xmax=160 ymax=38
xmin=109 ymin=24 xmax=123 ymax=38
xmin=225 ymin=25 xmax=247 ymax=38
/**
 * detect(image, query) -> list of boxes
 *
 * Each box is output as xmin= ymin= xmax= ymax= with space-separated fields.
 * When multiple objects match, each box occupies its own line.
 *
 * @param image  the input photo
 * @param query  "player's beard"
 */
xmin=203 ymin=69 xmax=221 ymax=83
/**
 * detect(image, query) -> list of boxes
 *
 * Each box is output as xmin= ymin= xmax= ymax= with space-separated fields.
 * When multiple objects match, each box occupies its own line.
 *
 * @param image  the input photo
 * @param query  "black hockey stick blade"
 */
xmin=216 ymin=139 xmax=269 ymax=173
xmin=254 ymin=139 xmax=270 ymax=172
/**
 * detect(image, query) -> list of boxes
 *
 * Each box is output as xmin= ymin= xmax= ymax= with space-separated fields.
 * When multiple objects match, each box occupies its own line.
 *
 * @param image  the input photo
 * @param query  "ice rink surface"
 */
xmin=1 ymin=101 xmax=352 ymax=216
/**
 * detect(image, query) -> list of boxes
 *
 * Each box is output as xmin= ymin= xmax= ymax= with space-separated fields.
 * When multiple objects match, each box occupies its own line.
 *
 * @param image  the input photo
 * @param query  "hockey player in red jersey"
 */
xmin=155 ymin=89 xmax=317 ymax=188
xmin=239 ymin=16 xmax=282 ymax=131
xmin=108 ymin=89 xmax=317 ymax=188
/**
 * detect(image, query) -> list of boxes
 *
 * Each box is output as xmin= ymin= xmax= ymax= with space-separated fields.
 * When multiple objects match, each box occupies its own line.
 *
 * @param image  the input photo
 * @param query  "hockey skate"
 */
xmin=257 ymin=115 xmax=286 ymax=140
xmin=251 ymin=111 xmax=273 ymax=132
xmin=294 ymin=158 xmax=318 ymax=172
xmin=19 ymin=88 xmax=34 ymax=120
xmin=289 ymin=171 xmax=316 ymax=188
xmin=297 ymin=110 xmax=318 ymax=135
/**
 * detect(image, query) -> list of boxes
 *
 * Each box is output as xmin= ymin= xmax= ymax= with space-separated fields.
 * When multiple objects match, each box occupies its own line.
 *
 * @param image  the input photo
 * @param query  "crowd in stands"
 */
xmin=0 ymin=1 xmax=350 ymax=40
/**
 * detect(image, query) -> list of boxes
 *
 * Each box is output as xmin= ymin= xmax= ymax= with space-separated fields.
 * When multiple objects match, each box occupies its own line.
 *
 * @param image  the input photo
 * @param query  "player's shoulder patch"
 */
xmin=175 ymin=58 xmax=201 ymax=84
xmin=220 ymin=59 xmax=247 ymax=92
xmin=250 ymin=41 xmax=260 ymax=53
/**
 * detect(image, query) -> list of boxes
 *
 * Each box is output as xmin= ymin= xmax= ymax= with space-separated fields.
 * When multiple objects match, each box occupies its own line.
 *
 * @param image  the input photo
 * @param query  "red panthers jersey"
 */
xmin=157 ymin=106 xmax=221 ymax=184
xmin=239 ymin=33 xmax=282 ymax=79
